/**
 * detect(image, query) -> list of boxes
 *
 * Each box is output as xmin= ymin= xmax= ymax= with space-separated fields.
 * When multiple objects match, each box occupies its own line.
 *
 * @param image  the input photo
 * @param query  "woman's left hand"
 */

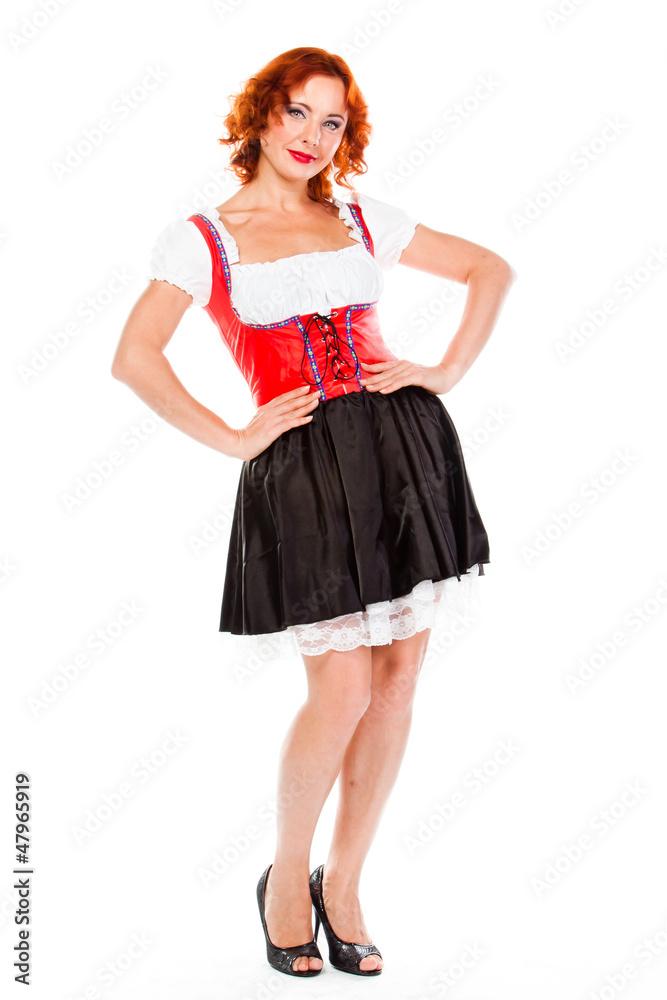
xmin=359 ymin=359 xmax=455 ymax=396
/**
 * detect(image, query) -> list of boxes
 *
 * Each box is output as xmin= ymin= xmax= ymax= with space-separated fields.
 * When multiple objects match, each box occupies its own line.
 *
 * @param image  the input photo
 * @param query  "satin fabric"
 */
xmin=185 ymin=198 xmax=490 ymax=640
xmin=220 ymin=383 xmax=490 ymax=636
xmin=187 ymin=204 xmax=401 ymax=407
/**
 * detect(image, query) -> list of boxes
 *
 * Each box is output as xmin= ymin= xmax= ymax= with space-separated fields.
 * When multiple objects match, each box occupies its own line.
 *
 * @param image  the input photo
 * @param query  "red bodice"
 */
xmin=187 ymin=202 xmax=400 ymax=408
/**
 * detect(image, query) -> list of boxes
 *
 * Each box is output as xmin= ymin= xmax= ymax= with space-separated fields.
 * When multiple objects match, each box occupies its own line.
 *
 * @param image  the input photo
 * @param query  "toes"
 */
xmin=292 ymin=955 xmax=321 ymax=973
xmin=359 ymin=955 xmax=382 ymax=971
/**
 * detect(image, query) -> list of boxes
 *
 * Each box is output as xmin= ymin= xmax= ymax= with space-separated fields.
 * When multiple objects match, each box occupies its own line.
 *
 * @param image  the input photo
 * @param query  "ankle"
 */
xmin=269 ymin=860 xmax=311 ymax=885
xmin=323 ymin=863 xmax=361 ymax=892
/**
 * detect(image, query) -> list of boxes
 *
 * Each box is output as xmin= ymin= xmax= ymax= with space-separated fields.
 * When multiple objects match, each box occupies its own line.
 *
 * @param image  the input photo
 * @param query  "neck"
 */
xmin=235 ymin=157 xmax=329 ymax=214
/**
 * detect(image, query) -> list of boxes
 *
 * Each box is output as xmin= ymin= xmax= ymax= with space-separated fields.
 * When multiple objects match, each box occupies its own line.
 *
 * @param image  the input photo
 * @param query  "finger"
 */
xmin=272 ymin=384 xmax=315 ymax=405
xmin=286 ymin=398 xmax=319 ymax=426
xmin=365 ymin=372 xmax=402 ymax=390
xmin=274 ymin=389 xmax=320 ymax=413
xmin=365 ymin=361 xmax=408 ymax=376
xmin=361 ymin=363 xmax=407 ymax=386
xmin=297 ymin=392 xmax=321 ymax=409
xmin=281 ymin=393 xmax=320 ymax=417
xmin=370 ymin=376 xmax=407 ymax=393
xmin=359 ymin=361 xmax=402 ymax=376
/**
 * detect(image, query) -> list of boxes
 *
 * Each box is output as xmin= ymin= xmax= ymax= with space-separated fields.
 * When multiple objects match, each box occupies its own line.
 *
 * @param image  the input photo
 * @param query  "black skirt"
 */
xmin=219 ymin=383 xmax=490 ymax=641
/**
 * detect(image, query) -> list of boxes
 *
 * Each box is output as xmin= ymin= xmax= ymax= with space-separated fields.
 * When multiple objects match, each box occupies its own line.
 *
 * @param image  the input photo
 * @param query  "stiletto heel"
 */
xmin=309 ymin=864 xmax=383 ymax=976
xmin=257 ymin=865 xmax=323 ymax=977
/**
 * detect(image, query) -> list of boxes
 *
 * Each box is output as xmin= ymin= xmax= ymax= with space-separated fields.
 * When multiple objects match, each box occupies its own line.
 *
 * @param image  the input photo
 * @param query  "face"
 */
xmin=259 ymin=74 xmax=349 ymax=178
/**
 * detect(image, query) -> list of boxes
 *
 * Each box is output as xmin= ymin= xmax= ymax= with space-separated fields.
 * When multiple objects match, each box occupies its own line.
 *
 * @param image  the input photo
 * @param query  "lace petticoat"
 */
xmin=222 ymin=563 xmax=484 ymax=661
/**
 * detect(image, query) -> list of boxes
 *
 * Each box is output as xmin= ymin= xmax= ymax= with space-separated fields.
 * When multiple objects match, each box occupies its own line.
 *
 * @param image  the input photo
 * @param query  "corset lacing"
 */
xmin=300 ymin=310 xmax=360 ymax=390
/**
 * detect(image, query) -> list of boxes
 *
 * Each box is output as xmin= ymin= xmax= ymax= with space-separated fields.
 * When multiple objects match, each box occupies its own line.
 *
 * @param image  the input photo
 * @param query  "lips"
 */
xmin=288 ymin=149 xmax=316 ymax=163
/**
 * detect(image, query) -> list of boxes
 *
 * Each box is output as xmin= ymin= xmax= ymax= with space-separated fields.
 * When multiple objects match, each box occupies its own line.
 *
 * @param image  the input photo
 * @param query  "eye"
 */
xmin=286 ymin=107 xmax=342 ymax=130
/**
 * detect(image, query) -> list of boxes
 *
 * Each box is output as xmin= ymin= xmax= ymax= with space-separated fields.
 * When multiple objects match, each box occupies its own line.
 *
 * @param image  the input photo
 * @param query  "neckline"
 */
xmin=203 ymin=196 xmax=364 ymax=269
xmin=233 ymin=242 xmax=364 ymax=271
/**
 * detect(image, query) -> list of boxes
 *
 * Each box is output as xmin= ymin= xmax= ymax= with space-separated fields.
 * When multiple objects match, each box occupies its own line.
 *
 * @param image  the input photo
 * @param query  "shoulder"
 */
xmin=350 ymin=190 xmax=420 ymax=269
xmin=146 ymin=214 xmax=216 ymax=309
xmin=149 ymin=214 xmax=212 ymax=261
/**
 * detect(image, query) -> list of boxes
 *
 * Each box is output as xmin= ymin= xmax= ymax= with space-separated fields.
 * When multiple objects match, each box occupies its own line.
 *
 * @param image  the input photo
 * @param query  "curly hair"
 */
xmin=218 ymin=47 xmax=372 ymax=207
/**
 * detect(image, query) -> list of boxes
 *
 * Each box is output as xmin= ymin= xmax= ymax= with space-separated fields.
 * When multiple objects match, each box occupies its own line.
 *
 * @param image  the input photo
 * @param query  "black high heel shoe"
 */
xmin=309 ymin=864 xmax=383 ymax=976
xmin=257 ymin=864 xmax=323 ymax=977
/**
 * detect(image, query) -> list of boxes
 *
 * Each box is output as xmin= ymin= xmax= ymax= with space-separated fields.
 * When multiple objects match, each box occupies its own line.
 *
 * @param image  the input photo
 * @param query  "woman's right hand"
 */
xmin=233 ymin=384 xmax=320 ymax=461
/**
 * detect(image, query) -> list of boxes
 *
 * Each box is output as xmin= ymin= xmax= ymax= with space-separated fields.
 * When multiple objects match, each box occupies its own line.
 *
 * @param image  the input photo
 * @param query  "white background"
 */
xmin=2 ymin=0 xmax=666 ymax=997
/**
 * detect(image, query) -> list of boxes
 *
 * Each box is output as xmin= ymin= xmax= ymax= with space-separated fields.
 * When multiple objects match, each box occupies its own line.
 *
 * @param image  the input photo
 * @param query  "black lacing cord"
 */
xmin=300 ymin=311 xmax=359 ymax=389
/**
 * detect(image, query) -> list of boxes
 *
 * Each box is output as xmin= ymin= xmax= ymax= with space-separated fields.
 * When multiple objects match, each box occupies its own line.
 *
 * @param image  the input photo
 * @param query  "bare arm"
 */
xmin=399 ymin=223 xmax=517 ymax=388
xmin=111 ymin=280 xmax=244 ymax=458
xmin=111 ymin=279 xmax=320 ymax=461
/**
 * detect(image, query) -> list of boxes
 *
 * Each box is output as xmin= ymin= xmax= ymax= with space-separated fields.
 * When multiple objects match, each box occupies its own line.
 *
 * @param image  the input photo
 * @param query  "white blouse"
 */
xmin=147 ymin=190 xmax=484 ymax=660
xmin=146 ymin=190 xmax=419 ymax=325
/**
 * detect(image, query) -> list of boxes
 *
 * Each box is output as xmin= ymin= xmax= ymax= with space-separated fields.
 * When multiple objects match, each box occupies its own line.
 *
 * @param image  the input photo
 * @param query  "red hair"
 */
xmin=218 ymin=47 xmax=372 ymax=207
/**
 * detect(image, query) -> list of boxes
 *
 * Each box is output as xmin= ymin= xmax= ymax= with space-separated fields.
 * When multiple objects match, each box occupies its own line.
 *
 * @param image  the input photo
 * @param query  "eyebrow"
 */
xmin=288 ymin=101 xmax=346 ymax=121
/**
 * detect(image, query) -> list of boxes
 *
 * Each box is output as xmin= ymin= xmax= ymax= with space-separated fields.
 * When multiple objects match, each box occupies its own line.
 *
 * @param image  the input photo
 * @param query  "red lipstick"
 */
xmin=288 ymin=149 xmax=316 ymax=163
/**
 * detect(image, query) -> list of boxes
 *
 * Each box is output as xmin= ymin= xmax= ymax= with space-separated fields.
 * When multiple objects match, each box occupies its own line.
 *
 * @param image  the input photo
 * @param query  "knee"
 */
xmin=311 ymin=684 xmax=372 ymax=728
xmin=369 ymin=659 xmax=422 ymax=715
xmin=307 ymin=672 xmax=372 ymax=727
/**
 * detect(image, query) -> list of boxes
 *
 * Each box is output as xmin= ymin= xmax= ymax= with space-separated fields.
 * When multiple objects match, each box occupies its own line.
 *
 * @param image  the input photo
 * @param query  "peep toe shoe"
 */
xmin=309 ymin=864 xmax=383 ymax=976
xmin=257 ymin=865 xmax=323 ymax=977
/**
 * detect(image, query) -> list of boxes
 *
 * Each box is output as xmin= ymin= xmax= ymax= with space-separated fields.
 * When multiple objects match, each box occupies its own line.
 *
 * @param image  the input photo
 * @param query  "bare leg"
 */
xmin=264 ymin=643 xmax=373 ymax=973
xmin=323 ymin=628 xmax=432 ymax=972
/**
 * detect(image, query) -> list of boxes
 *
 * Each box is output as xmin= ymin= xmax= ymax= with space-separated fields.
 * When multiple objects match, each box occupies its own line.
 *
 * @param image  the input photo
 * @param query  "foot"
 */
xmin=322 ymin=867 xmax=383 ymax=972
xmin=265 ymin=864 xmax=323 ymax=974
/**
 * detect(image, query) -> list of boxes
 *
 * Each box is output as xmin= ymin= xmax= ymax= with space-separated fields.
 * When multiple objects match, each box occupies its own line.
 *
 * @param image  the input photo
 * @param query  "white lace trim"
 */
xmin=146 ymin=191 xmax=420 ymax=313
xmin=221 ymin=564 xmax=484 ymax=661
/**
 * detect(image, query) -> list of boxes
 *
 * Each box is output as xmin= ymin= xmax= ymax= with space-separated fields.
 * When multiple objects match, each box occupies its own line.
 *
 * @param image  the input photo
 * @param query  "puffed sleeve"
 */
xmin=146 ymin=218 xmax=213 ymax=308
xmin=354 ymin=192 xmax=419 ymax=269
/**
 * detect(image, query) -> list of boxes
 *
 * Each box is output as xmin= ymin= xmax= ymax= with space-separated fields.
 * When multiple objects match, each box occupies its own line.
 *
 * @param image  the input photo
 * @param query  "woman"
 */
xmin=112 ymin=46 xmax=516 ymax=979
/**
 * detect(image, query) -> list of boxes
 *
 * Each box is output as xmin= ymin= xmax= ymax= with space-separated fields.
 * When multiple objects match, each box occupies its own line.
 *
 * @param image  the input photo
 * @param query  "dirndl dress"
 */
xmin=147 ymin=191 xmax=490 ymax=660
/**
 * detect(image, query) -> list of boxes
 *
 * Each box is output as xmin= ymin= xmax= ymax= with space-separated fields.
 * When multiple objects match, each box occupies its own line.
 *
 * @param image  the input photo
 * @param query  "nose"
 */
xmin=301 ymin=124 xmax=320 ymax=147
